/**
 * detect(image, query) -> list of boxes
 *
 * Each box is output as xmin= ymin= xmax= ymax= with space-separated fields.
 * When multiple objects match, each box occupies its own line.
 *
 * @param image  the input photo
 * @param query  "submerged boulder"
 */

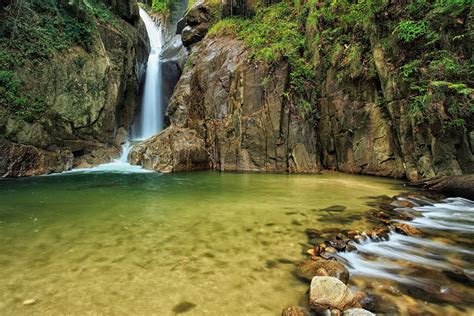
xmin=128 ymin=126 xmax=209 ymax=172
xmin=309 ymin=276 xmax=358 ymax=312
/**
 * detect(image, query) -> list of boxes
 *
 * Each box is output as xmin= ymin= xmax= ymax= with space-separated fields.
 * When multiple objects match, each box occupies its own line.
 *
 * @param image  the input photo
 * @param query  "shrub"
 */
xmin=395 ymin=20 xmax=427 ymax=43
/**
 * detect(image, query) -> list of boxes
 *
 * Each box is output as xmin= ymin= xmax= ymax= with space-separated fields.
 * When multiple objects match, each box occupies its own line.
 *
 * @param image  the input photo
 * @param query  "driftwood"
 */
xmin=411 ymin=174 xmax=474 ymax=200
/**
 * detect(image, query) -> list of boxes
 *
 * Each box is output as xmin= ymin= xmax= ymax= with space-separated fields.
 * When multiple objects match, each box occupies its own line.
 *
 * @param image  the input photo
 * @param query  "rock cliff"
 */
xmin=129 ymin=36 xmax=320 ymax=173
xmin=131 ymin=0 xmax=473 ymax=181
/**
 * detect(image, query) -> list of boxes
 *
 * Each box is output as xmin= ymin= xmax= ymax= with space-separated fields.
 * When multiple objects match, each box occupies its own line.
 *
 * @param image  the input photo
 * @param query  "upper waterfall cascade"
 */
xmin=134 ymin=8 xmax=164 ymax=141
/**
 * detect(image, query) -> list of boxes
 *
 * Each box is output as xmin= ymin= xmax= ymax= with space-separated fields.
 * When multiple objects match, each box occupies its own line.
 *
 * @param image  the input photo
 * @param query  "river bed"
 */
xmin=0 ymin=171 xmax=472 ymax=315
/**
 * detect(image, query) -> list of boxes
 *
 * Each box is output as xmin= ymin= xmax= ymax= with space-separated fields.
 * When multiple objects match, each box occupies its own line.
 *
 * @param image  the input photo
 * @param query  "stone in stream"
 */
xmin=22 ymin=299 xmax=37 ymax=305
xmin=281 ymin=305 xmax=310 ymax=316
xmin=321 ymin=205 xmax=347 ymax=213
xmin=309 ymin=276 xmax=358 ymax=312
xmin=343 ymin=308 xmax=375 ymax=316
xmin=392 ymin=223 xmax=422 ymax=236
xmin=326 ymin=237 xmax=349 ymax=251
xmin=296 ymin=259 xmax=350 ymax=284
xmin=172 ymin=301 xmax=197 ymax=314
xmin=368 ymin=226 xmax=390 ymax=240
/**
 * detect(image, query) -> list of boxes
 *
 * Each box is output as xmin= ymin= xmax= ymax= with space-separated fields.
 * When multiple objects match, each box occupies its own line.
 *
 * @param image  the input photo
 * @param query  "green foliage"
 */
xmin=401 ymin=60 xmax=422 ymax=80
xmin=89 ymin=0 xmax=121 ymax=28
xmin=151 ymin=0 xmax=177 ymax=17
xmin=0 ymin=0 xmax=120 ymax=122
xmin=209 ymin=3 xmax=314 ymax=100
xmin=395 ymin=20 xmax=427 ymax=43
xmin=0 ymin=70 xmax=45 ymax=122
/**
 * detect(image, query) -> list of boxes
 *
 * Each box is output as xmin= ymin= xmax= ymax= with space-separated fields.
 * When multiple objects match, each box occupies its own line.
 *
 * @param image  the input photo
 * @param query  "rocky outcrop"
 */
xmin=0 ymin=139 xmax=73 ymax=177
xmin=316 ymin=70 xmax=473 ymax=181
xmin=0 ymin=0 xmax=148 ymax=177
xmin=181 ymin=0 xmax=214 ymax=47
xmin=129 ymin=126 xmax=209 ymax=172
xmin=130 ymin=36 xmax=320 ymax=173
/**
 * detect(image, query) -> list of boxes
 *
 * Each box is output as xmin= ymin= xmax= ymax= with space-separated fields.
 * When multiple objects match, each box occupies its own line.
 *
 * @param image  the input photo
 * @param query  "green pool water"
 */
xmin=0 ymin=171 xmax=408 ymax=315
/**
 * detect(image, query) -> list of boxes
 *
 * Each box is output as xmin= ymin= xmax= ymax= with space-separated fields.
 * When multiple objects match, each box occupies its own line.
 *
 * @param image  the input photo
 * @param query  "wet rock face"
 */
xmin=0 ymin=139 xmax=73 ymax=177
xmin=128 ymin=126 xmax=209 ymax=172
xmin=160 ymin=34 xmax=189 ymax=122
xmin=144 ymin=37 xmax=319 ymax=173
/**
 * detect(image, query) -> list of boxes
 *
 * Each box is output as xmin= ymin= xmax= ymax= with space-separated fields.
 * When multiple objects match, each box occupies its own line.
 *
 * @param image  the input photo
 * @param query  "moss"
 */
xmin=0 ymin=70 xmax=45 ymax=122
xmin=0 ymin=0 xmax=121 ymax=123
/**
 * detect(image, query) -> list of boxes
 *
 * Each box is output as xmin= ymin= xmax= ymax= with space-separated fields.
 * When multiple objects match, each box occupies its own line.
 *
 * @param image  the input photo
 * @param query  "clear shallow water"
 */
xmin=0 ymin=171 xmax=406 ymax=315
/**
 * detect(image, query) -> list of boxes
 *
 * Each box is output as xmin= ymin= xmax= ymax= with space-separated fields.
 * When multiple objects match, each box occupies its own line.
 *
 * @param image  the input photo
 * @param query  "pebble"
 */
xmin=23 ymin=299 xmax=37 ymax=306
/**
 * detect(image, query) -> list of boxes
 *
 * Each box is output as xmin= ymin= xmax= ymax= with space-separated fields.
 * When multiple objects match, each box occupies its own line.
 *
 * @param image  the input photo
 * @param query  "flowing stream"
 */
xmin=337 ymin=196 xmax=474 ymax=315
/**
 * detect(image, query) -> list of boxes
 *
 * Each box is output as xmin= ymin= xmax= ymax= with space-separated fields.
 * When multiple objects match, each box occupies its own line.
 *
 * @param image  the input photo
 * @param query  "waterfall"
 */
xmin=134 ymin=8 xmax=164 ymax=140
xmin=66 ymin=9 xmax=163 ymax=173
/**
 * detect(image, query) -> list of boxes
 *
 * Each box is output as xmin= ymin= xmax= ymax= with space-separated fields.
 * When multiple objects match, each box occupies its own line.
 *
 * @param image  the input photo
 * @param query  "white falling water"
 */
xmin=65 ymin=9 xmax=163 ymax=173
xmin=135 ymin=8 xmax=164 ymax=140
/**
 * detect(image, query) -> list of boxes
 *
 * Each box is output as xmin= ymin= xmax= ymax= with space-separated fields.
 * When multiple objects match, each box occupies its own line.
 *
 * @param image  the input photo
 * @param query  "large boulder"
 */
xmin=309 ymin=276 xmax=358 ymax=312
xmin=128 ymin=126 xmax=209 ymax=172
xmin=296 ymin=259 xmax=349 ymax=284
xmin=0 ymin=139 xmax=73 ymax=177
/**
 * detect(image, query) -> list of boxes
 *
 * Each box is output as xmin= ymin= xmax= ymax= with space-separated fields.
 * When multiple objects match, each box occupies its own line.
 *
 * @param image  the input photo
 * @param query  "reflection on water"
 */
xmin=0 ymin=171 xmax=406 ymax=315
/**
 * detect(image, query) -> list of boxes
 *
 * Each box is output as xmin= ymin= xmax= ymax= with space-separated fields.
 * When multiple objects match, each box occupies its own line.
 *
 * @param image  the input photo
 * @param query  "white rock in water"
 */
xmin=343 ymin=308 xmax=375 ymax=316
xmin=309 ymin=276 xmax=355 ymax=311
xmin=22 ymin=299 xmax=37 ymax=305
